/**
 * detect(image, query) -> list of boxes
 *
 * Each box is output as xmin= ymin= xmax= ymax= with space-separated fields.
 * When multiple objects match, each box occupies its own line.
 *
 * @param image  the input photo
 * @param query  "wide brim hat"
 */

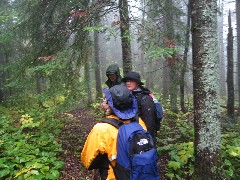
xmin=103 ymin=85 xmax=138 ymax=120
xmin=122 ymin=71 xmax=144 ymax=85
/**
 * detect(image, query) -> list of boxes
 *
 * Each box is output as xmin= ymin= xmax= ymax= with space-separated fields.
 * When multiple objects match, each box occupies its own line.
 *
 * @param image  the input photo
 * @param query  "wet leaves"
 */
xmin=59 ymin=108 xmax=96 ymax=180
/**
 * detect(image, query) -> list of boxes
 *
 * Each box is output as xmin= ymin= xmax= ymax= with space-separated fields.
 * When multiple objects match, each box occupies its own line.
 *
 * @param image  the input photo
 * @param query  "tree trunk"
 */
xmin=226 ymin=10 xmax=234 ymax=119
xmin=219 ymin=0 xmax=226 ymax=98
xmin=94 ymin=17 xmax=103 ymax=99
xmin=36 ymin=71 xmax=44 ymax=94
xmin=140 ymin=49 xmax=145 ymax=79
xmin=4 ymin=53 xmax=12 ymax=98
xmin=165 ymin=0 xmax=178 ymax=113
xmin=84 ymin=60 xmax=92 ymax=105
xmin=162 ymin=61 xmax=170 ymax=101
xmin=140 ymin=0 xmax=146 ymax=79
xmin=180 ymin=0 xmax=191 ymax=113
xmin=236 ymin=0 xmax=240 ymax=114
xmin=119 ymin=0 xmax=132 ymax=75
xmin=191 ymin=0 xmax=221 ymax=178
xmin=146 ymin=60 xmax=154 ymax=89
xmin=0 ymin=53 xmax=4 ymax=103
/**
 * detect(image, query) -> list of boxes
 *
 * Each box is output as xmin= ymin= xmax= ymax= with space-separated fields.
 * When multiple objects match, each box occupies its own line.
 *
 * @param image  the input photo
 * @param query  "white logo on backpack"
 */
xmin=137 ymin=138 xmax=148 ymax=145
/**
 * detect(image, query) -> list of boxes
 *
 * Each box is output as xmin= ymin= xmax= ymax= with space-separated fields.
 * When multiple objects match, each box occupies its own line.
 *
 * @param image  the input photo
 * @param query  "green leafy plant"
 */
xmin=0 ymin=104 xmax=65 ymax=180
xmin=157 ymin=110 xmax=239 ymax=179
xmin=19 ymin=114 xmax=40 ymax=129
xmin=221 ymin=131 xmax=240 ymax=179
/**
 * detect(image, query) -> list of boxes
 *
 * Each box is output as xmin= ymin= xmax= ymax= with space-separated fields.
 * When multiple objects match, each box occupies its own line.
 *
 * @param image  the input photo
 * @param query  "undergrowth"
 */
xmin=0 ymin=95 xmax=75 ymax=180
xmin=157 ymin=110 xmax=240 ymax=180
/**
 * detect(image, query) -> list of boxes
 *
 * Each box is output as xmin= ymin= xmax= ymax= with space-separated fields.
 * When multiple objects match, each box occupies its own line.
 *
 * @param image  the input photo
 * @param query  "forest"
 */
xmin=0 ymin=0 xmax=239 ymax=179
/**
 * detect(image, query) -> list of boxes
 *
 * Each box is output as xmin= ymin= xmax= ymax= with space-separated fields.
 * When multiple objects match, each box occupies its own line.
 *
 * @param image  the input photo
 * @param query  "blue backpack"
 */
xmin=102 ymin=118 xmax=160 ymax=180
xmin=152 ymin=97 xmax=163 ymax=129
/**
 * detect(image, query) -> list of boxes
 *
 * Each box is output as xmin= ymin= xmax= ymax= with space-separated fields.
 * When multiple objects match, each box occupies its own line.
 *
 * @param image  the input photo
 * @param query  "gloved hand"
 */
xmin=100 ymin=99 xmax=112 ymax=115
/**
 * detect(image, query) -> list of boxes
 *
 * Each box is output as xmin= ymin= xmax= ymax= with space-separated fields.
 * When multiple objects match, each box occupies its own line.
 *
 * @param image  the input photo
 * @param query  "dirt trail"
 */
xmin=59 ymin=108 xmax=167 ymax=180
xmin=59 ymin=108 xmax=97 ymax=180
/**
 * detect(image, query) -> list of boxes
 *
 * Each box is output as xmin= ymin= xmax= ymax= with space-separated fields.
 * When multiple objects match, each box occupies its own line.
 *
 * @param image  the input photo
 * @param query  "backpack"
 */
xmin=102 ymin=118 xmax=160 ymax=180
xmin=150 ymin=94 xmax=163 ymax=129
xmin=137 ymin=93 xmax=163 ymax=130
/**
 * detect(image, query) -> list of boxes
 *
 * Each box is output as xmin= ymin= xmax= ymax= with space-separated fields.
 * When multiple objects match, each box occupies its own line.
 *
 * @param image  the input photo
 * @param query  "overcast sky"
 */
xmin=223 ymin=0 xmax=237 ymax=37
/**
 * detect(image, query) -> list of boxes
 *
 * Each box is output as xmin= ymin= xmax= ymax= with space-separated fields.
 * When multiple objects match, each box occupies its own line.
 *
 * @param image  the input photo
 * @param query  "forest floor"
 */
xmin=58 ymin=107 xmax=169 ymax=180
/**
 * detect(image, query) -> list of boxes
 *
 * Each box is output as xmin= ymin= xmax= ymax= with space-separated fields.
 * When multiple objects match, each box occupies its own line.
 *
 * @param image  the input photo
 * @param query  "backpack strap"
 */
xmin=135 ymin=92 xmax=149 ymax=118
xmin=135 ymin=92 xmax=145 ymax=102
xmin=101 ymin=118 xmax=123 ymax=129
xmin=101 ymin=118 xmax=123 ymax=179
xmin=131 ymin=114 xmax=139 ymax=123
xmin=108 ymin=161 xmax=120 ymax=180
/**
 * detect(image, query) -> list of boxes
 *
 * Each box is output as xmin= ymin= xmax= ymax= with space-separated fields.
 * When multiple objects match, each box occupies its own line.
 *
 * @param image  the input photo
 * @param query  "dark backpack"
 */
xmin=102 ymin=118 xmax=160 ymax=180
xmin=137 ymin=93 xmax=163 ymax=130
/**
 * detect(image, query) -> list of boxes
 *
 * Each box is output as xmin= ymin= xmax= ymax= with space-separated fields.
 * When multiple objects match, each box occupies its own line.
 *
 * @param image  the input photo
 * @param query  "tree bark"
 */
xmin=140 ymin=0 xmax=146 ymax=79
xmin=94 ymin=16 xmax=103 ymax=99
xmin=0 ymin=53 xmax=5 ymax=103
xmin=84 ymin=61 xmax=92 ymax=105
xmin=162 ymin=60 xmax=170 ymax=101
xmin=146 ymin=60 xmax=154 ymax=89
xmin=191 ymin=0 xmax=221 ymax=178
xmin=236 ymin=0 xmax=240 ymax=114
xmin=119 ymin=0 xmax=132 ymax=75
xmin=226 ymin=10 xmax=234 ymax=119
xmin=180 ymin=0 xmax=191 ymax=113
xmin=219 ymin=0 xmax=226 ymax=98
xmin=165 ymin=0 xmax=178 ymax=113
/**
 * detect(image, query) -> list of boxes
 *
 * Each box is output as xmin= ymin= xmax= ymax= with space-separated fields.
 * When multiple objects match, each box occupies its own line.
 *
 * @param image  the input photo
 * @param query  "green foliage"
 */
xmin=2 ymin=0 xmax=93 ymax=110
xmin=157 ymin=111 xmax=240 ymax=179
xmin=0 ymin=104 xmax=67 ymax=179
xmin=4 ymin=48 xmax=90 ymax=112
xmin=90 ymin=99 xmax=106 ymax=120
xmin=164 ymin=142 xmax=194 ymax=179
xmin=148 ymin=46 xmax=180 ymax=60
xmin=221 ymin=131 xmax=240 ymax=179
xmin=157 ymin=113 xmax=194 ymax=179
xmin=0 ymin=32 xmax=14 ymax=44
xmin=83 ymin=26 xmax=105 ymax=32
xmin=122 ymin=30 xmax=132 ymax=42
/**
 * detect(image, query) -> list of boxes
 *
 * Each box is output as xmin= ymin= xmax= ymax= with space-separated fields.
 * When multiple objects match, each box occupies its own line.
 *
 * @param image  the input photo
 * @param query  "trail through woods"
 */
xmin=58 ymin=108 xmax=168 ymax=180
xmin=59 ymin=108 xmax=96 ymax=179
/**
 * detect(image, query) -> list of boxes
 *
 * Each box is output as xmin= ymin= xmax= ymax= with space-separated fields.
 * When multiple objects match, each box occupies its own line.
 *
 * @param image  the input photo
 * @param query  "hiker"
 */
xmin=81 ymin=85 xmax=147 ymax=179
xmin=105 ymin=64 xmax=123 ymax=88
xmin=122 ymin=71 xmax=158 ymax=143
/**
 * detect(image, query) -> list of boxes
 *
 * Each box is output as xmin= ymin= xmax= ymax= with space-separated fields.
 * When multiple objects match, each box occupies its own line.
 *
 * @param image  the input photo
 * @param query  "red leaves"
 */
xmin=37 ymin=55 xmax=55 ymax=62
xmin=67 ymin=9 xmax=89 ymax=25
xmin=163 ymin=38 xmax=178 ymax=65
xmin=111 ymin=20 xmax=128 ymax=29
xmin=70 ymin=9 xmax=88 ymax=18
xmin=111 ymin=21 xmax=120 ymax=27
xmin=163 ymin=38 xmax=175 ymax=48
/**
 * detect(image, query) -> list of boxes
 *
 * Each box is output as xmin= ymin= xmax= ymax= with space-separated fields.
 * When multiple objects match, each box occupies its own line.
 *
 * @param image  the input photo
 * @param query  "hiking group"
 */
xmin=81 ymin=64 xmax=163 ymax=179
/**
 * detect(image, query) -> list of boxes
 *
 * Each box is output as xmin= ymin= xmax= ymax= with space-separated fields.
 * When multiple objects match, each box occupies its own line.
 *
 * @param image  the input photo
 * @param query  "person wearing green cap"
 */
xmin=105 ymin=64 xmax=123 ymax=88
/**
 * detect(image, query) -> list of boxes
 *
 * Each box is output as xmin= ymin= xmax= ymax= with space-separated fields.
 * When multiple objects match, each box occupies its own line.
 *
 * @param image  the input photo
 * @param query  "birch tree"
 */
xmin=191 ymin=0 xmax=221 ymax=178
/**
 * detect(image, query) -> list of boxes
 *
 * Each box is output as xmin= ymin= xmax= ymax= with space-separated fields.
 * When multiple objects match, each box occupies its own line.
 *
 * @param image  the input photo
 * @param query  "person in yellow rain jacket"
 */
xmin=81 ymin=85 xmax=147 ymax=180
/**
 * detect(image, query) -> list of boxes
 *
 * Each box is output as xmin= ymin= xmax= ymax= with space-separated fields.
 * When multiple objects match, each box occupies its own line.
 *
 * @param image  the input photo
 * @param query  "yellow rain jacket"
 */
xmin=81 ymin=115 xmax=147 ymax=180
